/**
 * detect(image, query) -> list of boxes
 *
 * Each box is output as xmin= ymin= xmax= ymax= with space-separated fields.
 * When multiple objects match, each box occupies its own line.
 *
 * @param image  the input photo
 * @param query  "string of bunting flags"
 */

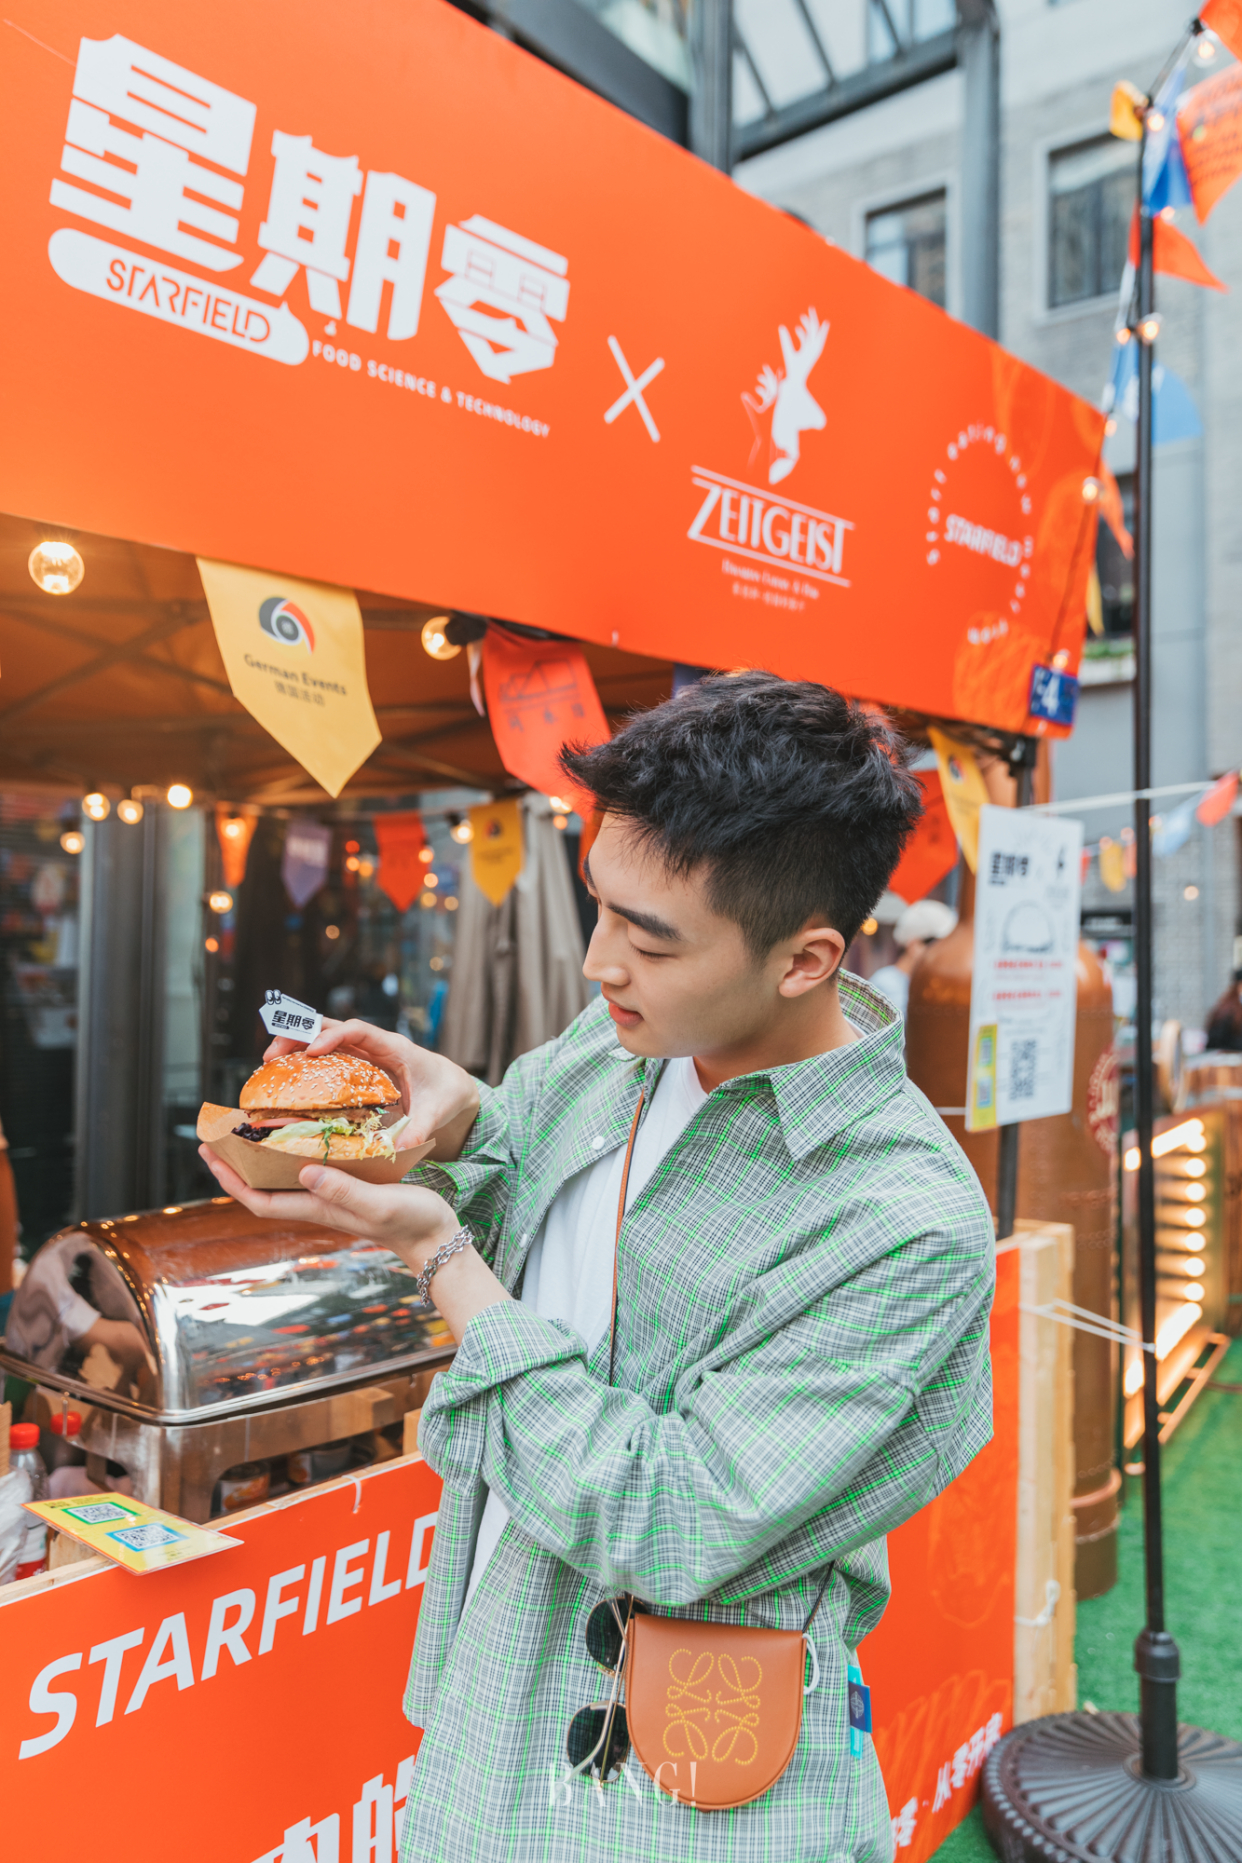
xmin=1102 ymin=3 xmax=1242 ymax=449
xmin=1080 ymin=769 xmax=1239 ymax=891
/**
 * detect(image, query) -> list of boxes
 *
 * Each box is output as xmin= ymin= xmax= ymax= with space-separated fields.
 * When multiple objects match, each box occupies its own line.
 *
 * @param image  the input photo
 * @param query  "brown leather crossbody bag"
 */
xmin=601 ymin=1091 xmax=831 ymax=1812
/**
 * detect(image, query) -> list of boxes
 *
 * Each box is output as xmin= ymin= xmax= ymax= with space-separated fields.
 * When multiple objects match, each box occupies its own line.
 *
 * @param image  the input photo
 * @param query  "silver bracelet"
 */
xmin=413 ymin=1227 xmax=473 ymax=1303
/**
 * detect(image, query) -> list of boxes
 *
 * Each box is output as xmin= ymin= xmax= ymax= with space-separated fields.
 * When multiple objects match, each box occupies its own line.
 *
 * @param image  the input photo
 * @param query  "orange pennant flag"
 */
xmin=1196 ymin=771 xmax=1239 ymax=826
xmin=482 ymin=627 xmax=609 ymax=815
xmin=1201 ymin=0 xmax=1242 ymax=64
xmin=374 ymin=811 xmax=427 ymax=913
xmin=1179 ymin=59 xmax=1242 ymax=223
xmin=887 ymin=772 xmax=959 ymax=905
xmin=215 ymin=807 xmax=257 ymax=891
xmin=1128 ymin=208 xmax=1226 ymax=290
xmin=1098 ymin=460 xmax=1133 ymax=560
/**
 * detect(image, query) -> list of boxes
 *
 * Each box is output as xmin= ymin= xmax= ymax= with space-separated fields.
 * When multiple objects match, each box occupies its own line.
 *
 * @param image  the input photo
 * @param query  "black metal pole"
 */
xmin=1131 ymin=133 xmax=1181 ymax=1782
xmin=994 ymin=744 xmax=1035 ymax=1240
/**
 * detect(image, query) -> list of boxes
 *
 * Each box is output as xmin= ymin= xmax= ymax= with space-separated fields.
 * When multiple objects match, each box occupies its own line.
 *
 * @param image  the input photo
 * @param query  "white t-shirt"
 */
xmin=463 ymin=1055 xmax=708 ymax=1604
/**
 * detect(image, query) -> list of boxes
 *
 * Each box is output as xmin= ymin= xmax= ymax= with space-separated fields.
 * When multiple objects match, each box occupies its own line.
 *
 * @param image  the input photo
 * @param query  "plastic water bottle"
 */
xmin=9 ymin=1424 xmax=48 ymax=1580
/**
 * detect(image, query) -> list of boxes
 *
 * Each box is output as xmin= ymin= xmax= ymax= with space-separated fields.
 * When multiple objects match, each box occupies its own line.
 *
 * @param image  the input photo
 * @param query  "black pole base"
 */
xmin=981 ymin=1712 xmax=1242 ymax=1861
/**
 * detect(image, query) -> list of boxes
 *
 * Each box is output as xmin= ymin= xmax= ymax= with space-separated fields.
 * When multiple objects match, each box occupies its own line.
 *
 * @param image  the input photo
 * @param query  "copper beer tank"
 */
xmin=905 ymin=865 xmax=1119 ymax=1598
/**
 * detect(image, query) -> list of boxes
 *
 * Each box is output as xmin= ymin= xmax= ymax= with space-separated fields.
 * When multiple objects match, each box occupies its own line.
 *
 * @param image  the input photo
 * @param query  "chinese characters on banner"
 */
xmin=481 ymin=629 xmax=609 ymax=813
xmin=0 ymin=2 xmax=1104 ymax=738
xmin=966 ymin=806 xmax=1084 ymax=1133
xmin=197 ymin=559 xmax=380 ymax=797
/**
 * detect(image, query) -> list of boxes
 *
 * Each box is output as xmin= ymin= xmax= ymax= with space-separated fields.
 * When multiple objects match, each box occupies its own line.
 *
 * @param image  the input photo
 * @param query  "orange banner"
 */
xmin=1180 ymin=59 xmax=1242 ymax=223
xmin=1128 ymin=208 xmax=1226 ymax=291
xmin=374 ymin=810 xmax=427 ymax=912
xmin=215 ymin=805 xmax=256 ymax=890
xmin=0 ymin=0 xmax=1102 ymax=738
xmin=482 ymin=628 xmax=609 ymax=807
xmin=889 ymin=773 xmax=959 ymax=906
xmin=0 ymin=1457 xmax=439 ymax=1862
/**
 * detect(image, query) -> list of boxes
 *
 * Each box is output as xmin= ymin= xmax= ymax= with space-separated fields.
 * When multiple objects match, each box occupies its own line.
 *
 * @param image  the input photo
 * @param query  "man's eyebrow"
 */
xmin=582 ymin=853 xmax=682 ymax=943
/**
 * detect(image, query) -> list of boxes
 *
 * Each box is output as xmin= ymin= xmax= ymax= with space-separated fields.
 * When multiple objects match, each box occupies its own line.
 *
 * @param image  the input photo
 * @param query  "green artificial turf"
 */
xmin=929 ymin=1337 xmax=1242 ymax=1860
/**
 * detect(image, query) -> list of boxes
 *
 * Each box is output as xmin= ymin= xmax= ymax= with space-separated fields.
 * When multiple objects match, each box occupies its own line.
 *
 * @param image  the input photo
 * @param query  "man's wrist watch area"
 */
xmin=413 ymin=1226 xmax=474 ymax=1303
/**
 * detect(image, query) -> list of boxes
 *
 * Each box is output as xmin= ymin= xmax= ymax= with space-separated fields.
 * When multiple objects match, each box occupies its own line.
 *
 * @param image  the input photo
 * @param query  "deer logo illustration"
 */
xmin=742 ymin=309 xmax=829 ymax=486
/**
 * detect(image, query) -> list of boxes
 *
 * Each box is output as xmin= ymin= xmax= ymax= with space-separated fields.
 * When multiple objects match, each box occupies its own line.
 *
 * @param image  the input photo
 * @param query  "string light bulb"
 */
xmin=166 ymin=783 xmax=193 ymax=809
xmin=221 ymin=816 xmax=246 ymax=840
xmin=419 ymin=844 xmax=435 ymax=863
xmin=1082 ymin=477 xmax=1100 ymax=504
xmin=28 ymin=540 xmax=84 ymax=595
xmin=207 ymin=890 xmax=233 ymax=914
xmin=204 ymin=935 xmax=219 ymax=953
xmin=450 ymin=817 xmax=473 ymax=844
xmin=1195 ymin=29 xmax=1218 ymax=59
xmin=117 ymin=798 xmax=144 ymax=825
xmin=82 ymin=791 xmax=110 ymax=821
xmin=860 ymin=917 xmax=879 ymax=937
xmin=421 ymin=616 xmax=460 ymax=661
xmin=1137 ymin=312 xmax=1162 ymax=345
xmin=59 ymin=830 xmax=85 ymax=855
xmin=1146 ymin=109 xmax=1166 ymax=132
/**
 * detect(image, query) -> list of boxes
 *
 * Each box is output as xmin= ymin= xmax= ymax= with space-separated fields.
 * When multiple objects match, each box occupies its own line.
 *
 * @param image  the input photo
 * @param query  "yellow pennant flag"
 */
xmin=197 ymin=559 xmax=381 ymax=799
xmin=469 ymin=798 xmax=523 ymax=906
xmin=928 ymin=727 xmax=990 ymax=873
xmin=1099 ymin=836 xmax=1126 ymax=893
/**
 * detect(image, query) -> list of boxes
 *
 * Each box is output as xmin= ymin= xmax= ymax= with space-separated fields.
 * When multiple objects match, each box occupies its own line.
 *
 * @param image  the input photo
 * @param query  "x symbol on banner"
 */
xmin=604 ymin=335 xmax=664 ymax=443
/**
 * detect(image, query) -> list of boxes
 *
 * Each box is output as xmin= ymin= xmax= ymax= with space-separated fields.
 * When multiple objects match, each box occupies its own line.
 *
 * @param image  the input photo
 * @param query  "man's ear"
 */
xmin=777 ymin=924 xmax=847 ymax=997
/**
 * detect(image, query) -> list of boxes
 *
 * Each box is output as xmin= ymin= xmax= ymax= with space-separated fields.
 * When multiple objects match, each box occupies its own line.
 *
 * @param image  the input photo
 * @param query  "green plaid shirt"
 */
xmin=401 ymin=977 xmax=994 ymax=1863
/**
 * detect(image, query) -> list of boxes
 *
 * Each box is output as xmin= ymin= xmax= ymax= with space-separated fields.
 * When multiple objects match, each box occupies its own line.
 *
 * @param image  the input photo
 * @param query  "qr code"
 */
xmin=107 ymin=1523 xmax=184 ymax=1551
xmin=63 ymin=1502 xmax=132 ymax=1525
xmin=1011 ymin=1040 xmax=1037 ymax=1100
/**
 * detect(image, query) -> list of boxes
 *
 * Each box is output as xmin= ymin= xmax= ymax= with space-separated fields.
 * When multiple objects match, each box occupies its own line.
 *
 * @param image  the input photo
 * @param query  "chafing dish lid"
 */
xmin=3 ymin=1197 xmax=453 ymax=1422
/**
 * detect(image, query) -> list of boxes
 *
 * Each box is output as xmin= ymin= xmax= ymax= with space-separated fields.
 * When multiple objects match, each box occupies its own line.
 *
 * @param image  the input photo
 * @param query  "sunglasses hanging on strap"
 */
xmin=565 ymin=1090 xmax=835 ymax=1811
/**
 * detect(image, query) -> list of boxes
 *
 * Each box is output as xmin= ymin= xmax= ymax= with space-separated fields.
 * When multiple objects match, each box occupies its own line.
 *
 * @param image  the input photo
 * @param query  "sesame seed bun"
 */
xmin=240 ymin=1051 xmax=400 ymax=1114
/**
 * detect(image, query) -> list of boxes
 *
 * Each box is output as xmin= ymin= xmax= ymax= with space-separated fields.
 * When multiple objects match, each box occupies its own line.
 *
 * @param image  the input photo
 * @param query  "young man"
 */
xmin=203 ymin=674 xmax=995 ymax=1863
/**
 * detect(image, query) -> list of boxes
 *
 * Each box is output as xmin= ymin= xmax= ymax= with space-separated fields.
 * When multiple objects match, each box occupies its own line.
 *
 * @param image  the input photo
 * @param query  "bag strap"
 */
xmin=607 ymin=1091 xmax=645 ymax=1389
xmin=608 ymin=1085 xmax=834 ymax=1644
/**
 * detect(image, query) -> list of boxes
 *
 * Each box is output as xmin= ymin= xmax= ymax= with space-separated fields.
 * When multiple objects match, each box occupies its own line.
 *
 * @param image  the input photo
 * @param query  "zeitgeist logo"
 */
xmin=742 ymin=309 xmax=829 ymax=488
xmin=686 ymin=308 xmax=851 ymax=590
xmin=45 ymin=35 xmax=569 ymax=384
xmin=259 ymin=597 xmax=315 ymax=653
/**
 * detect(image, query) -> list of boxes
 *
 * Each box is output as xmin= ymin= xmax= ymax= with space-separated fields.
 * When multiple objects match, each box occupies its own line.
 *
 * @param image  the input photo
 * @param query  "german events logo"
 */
xmin=259 ymin=596 xmax=315 ymax=653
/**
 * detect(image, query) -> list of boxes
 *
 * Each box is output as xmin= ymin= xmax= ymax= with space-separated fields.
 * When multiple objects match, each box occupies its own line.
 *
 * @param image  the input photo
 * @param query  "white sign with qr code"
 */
xmin=965 ymin=805 xmax=1083 ymax=1132
xmin=259 ymin=991 xmax=323 ymax=1043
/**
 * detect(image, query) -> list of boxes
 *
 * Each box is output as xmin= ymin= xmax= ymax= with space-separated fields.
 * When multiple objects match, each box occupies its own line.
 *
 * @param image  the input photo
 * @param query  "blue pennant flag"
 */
xmin=1102 ymin=339 xmax=1202 ymax=444
xmin=1144 ymin=69 xmax=1194 ymax=215
xmin=1152 ymin=792 xmax=1200 ymax=857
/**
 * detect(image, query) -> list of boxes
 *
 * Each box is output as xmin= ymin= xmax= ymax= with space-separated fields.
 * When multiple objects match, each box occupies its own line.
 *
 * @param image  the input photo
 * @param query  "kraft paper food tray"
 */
xmin=197 ymin=1103 xmax=435 ymax=1188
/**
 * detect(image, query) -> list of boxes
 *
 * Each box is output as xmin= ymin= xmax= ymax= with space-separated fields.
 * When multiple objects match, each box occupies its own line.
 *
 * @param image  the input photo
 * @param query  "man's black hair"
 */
xmin=561 ymin=671 xmax=924 ymax=957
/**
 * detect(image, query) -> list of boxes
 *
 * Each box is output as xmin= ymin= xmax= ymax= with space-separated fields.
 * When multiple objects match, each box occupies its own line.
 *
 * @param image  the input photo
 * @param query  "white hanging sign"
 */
xmin=966 ymin=805 xmax=1084 ymax=1132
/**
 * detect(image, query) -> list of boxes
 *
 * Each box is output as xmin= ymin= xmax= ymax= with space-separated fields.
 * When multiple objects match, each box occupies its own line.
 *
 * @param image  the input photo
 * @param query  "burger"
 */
xmin=233 ymin=1052 xmax=410 ymax=1161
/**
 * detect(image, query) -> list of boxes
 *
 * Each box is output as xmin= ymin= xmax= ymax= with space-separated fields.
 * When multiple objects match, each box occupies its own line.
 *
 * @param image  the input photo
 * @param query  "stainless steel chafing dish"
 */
xmin=1 ymin=1197 xmax=455 ymax=1520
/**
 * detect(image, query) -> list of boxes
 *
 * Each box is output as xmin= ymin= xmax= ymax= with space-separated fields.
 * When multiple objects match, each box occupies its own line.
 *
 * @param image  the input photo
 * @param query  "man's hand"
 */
xmin=263 ymin=1019 xmax=480 ymax=1159
xmin=199 ymin=1147 xmax=457 ymax=1271
xmin=198 ymin=1147 xmax=510 ymax=1344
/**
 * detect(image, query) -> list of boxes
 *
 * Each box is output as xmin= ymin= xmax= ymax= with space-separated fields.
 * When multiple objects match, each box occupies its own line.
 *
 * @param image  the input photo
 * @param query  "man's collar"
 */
xmin=629 ymin=973 xmax=905 ymax=1160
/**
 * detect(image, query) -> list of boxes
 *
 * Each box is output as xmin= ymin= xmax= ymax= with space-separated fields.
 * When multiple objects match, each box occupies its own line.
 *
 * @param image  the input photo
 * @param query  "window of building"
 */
xmin=1048 ymin=137 xmax=1134 ymax=308
xmin=865 ymin=193 xmax=947 ymax=308
xmin=1097 ymin=471 xmax=1134 ymax=637
xmin=867 ymin=0 xmax=955 ymax=63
